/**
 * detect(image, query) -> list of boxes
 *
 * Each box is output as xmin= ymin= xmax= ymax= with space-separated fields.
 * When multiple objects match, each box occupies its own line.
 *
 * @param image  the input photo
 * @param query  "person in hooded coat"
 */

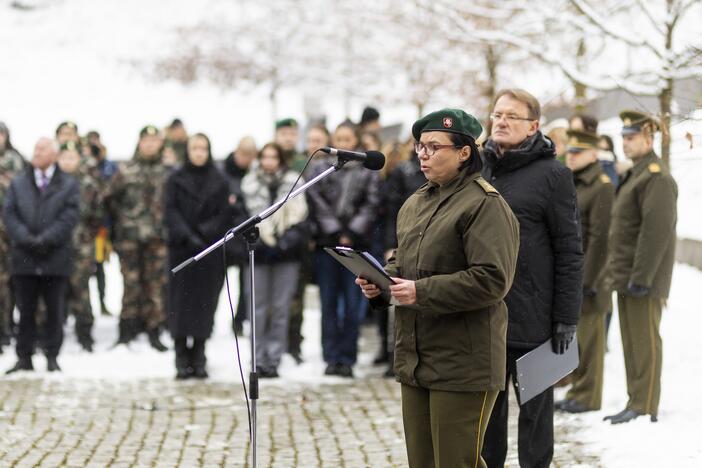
xmin=165 ymin=133 xmax=232 ymax=379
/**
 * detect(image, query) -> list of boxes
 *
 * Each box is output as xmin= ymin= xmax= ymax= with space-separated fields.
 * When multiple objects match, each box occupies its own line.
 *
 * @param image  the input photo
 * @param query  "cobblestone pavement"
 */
xmin=0 ymin=325 xmax=601 ymax=467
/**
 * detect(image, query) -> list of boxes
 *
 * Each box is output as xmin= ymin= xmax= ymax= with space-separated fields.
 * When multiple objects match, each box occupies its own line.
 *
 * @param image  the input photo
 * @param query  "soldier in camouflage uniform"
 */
xmin=0 ymin=122 xmax=27 ymax=352
xmin=57 ymin=141 xmax=104 ymax=352
xmin=105 ymin=125 xmax=170 ymax=351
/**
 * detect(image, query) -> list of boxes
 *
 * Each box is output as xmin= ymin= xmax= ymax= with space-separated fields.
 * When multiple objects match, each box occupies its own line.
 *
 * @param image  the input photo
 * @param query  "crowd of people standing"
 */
xmin=0 ymin=91 xmax=678 ymax=466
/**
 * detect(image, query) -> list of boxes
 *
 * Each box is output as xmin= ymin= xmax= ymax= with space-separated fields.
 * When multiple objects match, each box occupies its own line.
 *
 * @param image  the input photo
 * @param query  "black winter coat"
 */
xmin=482 ymin=133 xmax=583 ymax=349
xmin=165 ymin=162 xmax=232 ymax=338
xmin=384 ymin=156 xmax=426 ymax=251
xmin=306 ymin=158 xmax=381 ymax=250
xmin=218 ymin=155 xmax=250 ymax=265
xmin=3 ymin=167 xmax=80 ymax=277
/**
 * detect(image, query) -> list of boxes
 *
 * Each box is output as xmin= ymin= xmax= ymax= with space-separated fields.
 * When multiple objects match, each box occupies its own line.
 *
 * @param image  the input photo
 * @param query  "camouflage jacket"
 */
xmin=71 ymin=162 xmax=105 ymax=251
xmin=105 ymin=156 xmax=170 ymax=244
xmin=0 ymin=149 xmax=26 ymax=238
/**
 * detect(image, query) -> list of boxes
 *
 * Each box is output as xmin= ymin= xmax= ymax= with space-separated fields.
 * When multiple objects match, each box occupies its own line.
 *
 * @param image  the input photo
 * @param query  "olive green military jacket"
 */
xmin=574 ymin=163 xmax=615 ymax=292
xmin=606 ymin=151 xmax=677 ymax=298
xmin=385 ymin=169 xmax=520 ymax=392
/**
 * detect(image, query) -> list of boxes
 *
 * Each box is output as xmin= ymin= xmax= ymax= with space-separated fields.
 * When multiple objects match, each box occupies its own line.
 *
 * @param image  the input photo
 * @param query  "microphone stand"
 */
xmin=171 ymin=157 xmax=349 ymax=468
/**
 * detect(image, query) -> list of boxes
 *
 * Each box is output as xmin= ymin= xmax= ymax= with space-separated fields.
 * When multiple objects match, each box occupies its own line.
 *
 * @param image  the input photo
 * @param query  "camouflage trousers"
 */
xmin=116 ymin=239 xmax=167 ymax=331
xmin=66 ymin=250 xmax=96 ymax=339
xmin=0 ymin=233 xmax=15 ymax=341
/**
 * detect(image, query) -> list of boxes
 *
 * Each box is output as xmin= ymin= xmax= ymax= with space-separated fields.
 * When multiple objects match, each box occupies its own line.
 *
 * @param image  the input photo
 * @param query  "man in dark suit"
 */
xmin=3 ymin=137 xmax=80 ymax=373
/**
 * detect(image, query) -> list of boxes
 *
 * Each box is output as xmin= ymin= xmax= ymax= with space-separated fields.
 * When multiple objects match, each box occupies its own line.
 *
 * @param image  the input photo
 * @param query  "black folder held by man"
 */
xmin=515 ymin=339 xmax=579 ymax=405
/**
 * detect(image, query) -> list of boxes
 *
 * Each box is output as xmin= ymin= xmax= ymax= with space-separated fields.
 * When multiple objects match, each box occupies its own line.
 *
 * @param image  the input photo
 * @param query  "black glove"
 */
xmin=187 ymin=235 xmax=206 ymax=251
xmin=626 ymin=282 xmax=650 ymax=298
xmin=552 ymin=322 xmax=577 ymax=355
xmin=27 ymin=235 xmax=50 ymax=256
xmin=583 ymin=286 xmax=597 ymax=298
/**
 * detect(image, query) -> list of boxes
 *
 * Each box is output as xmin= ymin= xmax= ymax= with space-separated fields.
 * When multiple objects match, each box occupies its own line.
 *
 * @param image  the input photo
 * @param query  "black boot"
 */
xmin=147 ymin=328 xmax=168 ymax=352
xmin=114 ymin=318 xmax=141 ymax=346
xmin=100 ymin=299 xmax=112 ymax=316
xmin=174 ymin=337 xmax=190 ymax=379
xmin=604 ymin=408 xmax=642 ymax=424
xmin=76 ymin=323 xmax=94 ymax=353
xmin=47 ymin=356 xmax=61 ymax=372
xmin=190 ymin=338 xmax=208 ymax=378
xmin=6 ymin=356 xmax=34 ymax=374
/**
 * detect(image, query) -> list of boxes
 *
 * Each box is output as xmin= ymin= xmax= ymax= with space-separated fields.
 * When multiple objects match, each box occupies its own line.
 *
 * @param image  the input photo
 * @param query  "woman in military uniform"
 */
xmin=357 ymin=109 xmax=520 ymax=468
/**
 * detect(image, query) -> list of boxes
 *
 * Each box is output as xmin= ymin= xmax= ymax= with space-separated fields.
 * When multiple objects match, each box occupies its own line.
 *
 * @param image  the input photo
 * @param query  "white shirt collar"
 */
xmin=34 ymin=164 xmax=57 ymax=187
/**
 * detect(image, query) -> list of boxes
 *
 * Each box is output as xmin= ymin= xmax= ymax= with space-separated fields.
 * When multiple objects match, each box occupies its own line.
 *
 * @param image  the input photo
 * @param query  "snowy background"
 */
xmin=1 ymin=0 xmax=701 ymax=466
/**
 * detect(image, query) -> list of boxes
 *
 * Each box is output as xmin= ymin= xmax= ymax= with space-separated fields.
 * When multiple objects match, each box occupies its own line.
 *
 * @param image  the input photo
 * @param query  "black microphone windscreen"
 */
xmin=364 ymin=151 xmax=385 ymax=171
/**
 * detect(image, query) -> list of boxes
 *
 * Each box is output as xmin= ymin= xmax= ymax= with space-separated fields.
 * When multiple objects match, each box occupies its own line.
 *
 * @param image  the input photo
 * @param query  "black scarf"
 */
xmin=482 ymin=132 xmax=556 ymax=175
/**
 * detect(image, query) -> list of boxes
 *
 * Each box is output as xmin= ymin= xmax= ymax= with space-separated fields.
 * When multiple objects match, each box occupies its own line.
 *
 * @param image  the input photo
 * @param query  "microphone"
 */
xmin=321 ymin=147 xmax=385 ymax=171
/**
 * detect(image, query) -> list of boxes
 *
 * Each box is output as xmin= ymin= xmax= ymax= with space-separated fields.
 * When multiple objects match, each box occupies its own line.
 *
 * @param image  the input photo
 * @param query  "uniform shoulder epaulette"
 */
xmin=475 ymin=178 xmax=499 ymax=196
xmin=599 ymin=174 xmax=611 ymax=184
xmin=648 ymin=162 xmax=661 ymax=174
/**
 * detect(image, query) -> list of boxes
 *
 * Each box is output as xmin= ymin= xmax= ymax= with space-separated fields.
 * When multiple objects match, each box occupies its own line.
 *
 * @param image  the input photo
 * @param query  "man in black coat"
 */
xmin=481 ymin=89 xmax=584 ymax=468
xmin=3 ymin=137 xmax=80 ymax=373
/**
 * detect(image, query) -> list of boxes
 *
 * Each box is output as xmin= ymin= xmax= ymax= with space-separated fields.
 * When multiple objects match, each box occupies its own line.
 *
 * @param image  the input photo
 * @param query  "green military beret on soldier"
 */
xmin=56 ymin=121 xmax=78 ymax=135
xmin=275 ymin=118 xmax=298 ymax=130
xmin=620 ymin=110 xmax=659 ymax=136
xmin=139 ymin=125 xmax=160 ymax=138
xmin=411 ymin=108 xmax=483 ymax=141
xmin=566 ymin=129 xmax=599 ymax=153
xmin=60 ymin=141 xmax=80 ymax=152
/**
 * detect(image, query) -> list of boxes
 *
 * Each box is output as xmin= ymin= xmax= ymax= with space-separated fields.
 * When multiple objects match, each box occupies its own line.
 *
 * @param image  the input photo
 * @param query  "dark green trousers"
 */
xmin=566 ymin=292 xmax=607 ymax=409
xmin=401 ymin=384 xmax=497 ymax=468
xmin=617 ymin=294 xmax=663 ymax=416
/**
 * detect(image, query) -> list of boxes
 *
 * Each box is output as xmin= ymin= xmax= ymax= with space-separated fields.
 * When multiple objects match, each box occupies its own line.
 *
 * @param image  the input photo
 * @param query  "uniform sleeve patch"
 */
xmin=599 ymin=174 xmax=612 ymax=184
xmin=648 ymin=162 xmax=661 ymax=174
xmin=475 ymin=178 xmax=499 ymax=195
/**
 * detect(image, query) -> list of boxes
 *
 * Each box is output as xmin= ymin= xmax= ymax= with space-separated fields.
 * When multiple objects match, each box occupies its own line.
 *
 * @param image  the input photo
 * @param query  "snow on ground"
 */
xmin=555 ymin=263 xmax=702 ymax=467
xmin=2 ymin=257 xmax=701 ymax=466
xmin=0 ymin=251 xmax=379 ymax=385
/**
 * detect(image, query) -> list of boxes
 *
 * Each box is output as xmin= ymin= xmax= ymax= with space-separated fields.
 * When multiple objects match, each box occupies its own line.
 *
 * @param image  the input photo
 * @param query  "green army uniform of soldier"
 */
xmin=57 ymin=141 xmax=104 ymax=352
xmin=0 ymin=126 xmax=26 ymax=350
xmin=106 ymin=125 xmax=170 ymax=351
xmin=604 ymin=110 xmax=677 ymax=424
xmin=555 ymin=130 xmax=615 ymax=413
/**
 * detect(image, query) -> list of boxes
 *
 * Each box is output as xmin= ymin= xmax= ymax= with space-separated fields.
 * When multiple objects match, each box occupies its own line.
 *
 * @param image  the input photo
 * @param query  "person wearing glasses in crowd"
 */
xmin=357 ymin=109 xmax=520 ymax=468
xmin=481 ymin=89 xmax=584 ymax=468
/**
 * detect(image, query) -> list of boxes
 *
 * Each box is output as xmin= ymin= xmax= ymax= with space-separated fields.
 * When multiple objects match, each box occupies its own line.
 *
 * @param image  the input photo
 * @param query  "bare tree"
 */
xmin=425 ymin=0 xmax=702 ymax=165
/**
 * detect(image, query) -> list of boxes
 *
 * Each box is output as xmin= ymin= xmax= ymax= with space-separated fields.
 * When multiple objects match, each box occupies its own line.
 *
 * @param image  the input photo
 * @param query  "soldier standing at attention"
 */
xmin=604 ymin=111 xmax=677 ymax=424
xmin=57 ymin=141 xmax=104 ymax=352
xmin=555 ymin=130 xmax=615 ymax=413
xmin=106 ymin=125 xmax=170 ymax=351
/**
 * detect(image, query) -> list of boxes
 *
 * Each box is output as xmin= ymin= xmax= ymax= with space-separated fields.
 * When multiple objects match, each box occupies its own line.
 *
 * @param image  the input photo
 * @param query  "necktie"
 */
xmin=39 ymin=171 xmax=48 ymax=192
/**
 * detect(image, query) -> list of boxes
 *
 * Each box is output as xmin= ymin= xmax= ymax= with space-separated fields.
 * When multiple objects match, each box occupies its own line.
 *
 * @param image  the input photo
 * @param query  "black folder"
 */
xmin=323 ymin=246 xmax=397 ymax=303
xmin=515 ymin=338 xmax=579 ymax=405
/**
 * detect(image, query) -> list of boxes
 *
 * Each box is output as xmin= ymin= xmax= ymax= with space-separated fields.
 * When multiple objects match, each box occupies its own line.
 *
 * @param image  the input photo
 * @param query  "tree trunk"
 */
xmin=574 ymin=39 xmax=587 ymax=113
xmin=660 ymin=0 xmax=675 ymax=168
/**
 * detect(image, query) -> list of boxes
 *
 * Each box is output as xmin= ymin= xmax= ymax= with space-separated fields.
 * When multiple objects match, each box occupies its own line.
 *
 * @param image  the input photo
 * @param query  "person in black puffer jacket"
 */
xmin=481 ymin=89 xmax=583 ymax=468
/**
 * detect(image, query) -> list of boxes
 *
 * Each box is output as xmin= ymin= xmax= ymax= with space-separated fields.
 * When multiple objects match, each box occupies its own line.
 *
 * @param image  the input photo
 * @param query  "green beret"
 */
xmin=56 ymin=121 xmax=78 ymax=135
xmin=620 ymin=110 xmax=659 ymax=136
xmin=275 ymin=118 xmax=298 ymax=130
xmin=566 ymin=129 xmax=599 ymax=152
xmin=139 ymin=125 xmax=160 ymax=138
xmin=412 ymin=108 xmax=482 ymax=141
xmin=60 ymin=141 xmax=80 ymax=152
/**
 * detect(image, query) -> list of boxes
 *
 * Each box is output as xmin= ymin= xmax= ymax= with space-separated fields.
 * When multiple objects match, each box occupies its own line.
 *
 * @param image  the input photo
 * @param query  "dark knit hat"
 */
xmin=566 ymin=129 xmax=599 ymax=153
xmin=412 ymin=108 xmax=482 ymax=141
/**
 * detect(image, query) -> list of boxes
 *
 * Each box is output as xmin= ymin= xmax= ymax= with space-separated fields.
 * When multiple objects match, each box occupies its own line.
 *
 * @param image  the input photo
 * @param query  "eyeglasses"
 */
xmin=414 ymin=142 xmax=461 ymax=157
xmin=489 ymin=112 xmax=535 ymax=123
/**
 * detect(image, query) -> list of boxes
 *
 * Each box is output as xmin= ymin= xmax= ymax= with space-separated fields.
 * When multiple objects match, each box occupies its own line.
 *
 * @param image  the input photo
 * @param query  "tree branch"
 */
xmin=569 ymin=0 xmax=665 ymax=58
xmin=634 ymin=0 xmax=665 ymax=35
